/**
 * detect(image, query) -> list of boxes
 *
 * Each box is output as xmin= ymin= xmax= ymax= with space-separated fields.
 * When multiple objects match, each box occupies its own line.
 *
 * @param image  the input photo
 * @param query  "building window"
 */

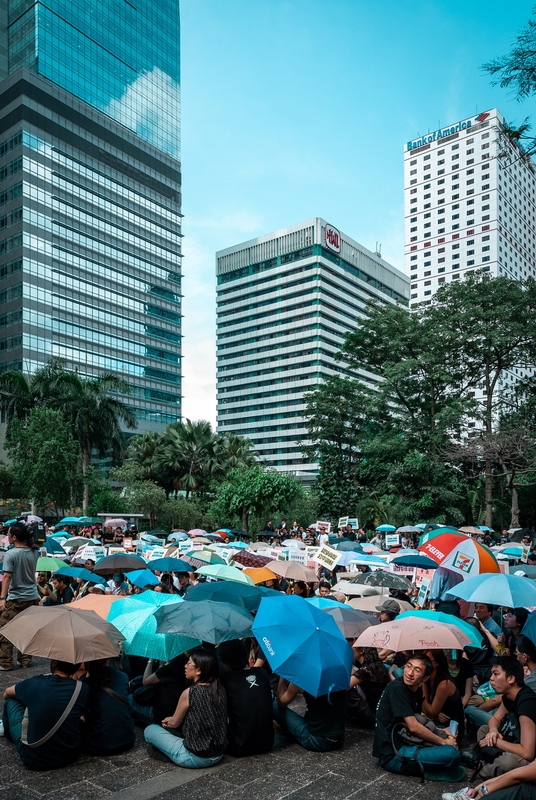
xmin=410 ymin=255 xmax=417 ymax=261
xmin=438 ymin=267 xmax=445 ymax=273
xmin=410 ymin=179 xmax=417 ymax=185
xmin=411 ymin=216 xmax=417 ymax=222
xmin=482 ymin=255 xmax=490 ymax=262
xmin=438 ymin=257 xmax=445 ymax=263
xmin=424 ymin=261 xmax=431 ymax=266
xmin=438 ymin=169 xmax=445 ymax=175
xmin=410 ymin=159 xmax=417 ymax=166
xmin=467 ymin=148 xmax=474 ymax=154
xmin=452 ymin=274 xmax=460 ymax=280
xmin=482 ymin=245 xmax=490 ymax=252
xmin=410 ymin=169 xmax=417 ymax=175
xmin=424 ymin=270 xmax=431 ymax=277
xmin=411 ymin=236 xmax=417 ymax=241
xmin=424 ymin=212 xmax=431 ymax=218
xmin=411 ymin=293 xmax=417 ymax=299
xmin=438 ymin=277 xmax=445 ymax=283
xmin=482 ymin=215 xmax=490 ymax=221
xmin=410 ymin=226 xmax=417 ymax=232
xmin=424 ymin=290 xmax=431 ymax=295
xmin=467 ymin=260 xmax=475 ymax=265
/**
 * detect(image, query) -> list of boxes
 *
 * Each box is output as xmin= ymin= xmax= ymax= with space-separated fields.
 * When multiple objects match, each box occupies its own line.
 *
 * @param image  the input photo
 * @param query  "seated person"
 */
xmin=348 ymin=646 xmax=390 ymax=727
xmin=144 ymin=648 xmax=227 ymax=768
xmin=516 ymin=636 xmax=536 ymax=692
xmin=464 ymin=617 xmax=497 ymax=684
xmin=218 ymin=639 xmax=274 ymax=757
xmin=274 ymin=677 xmax=346 ymax=752
xmin=130 ymin=653 xmax=188 ymax=726
xmin=82 ymin=658 xmax=135 ymax=755
xmin=373 ymin=653 xmax=461 ymax=779
xmin=471 ymin=656 xmax=536 ymax=778
xmin=422 ymin=649 xmax=465 ymax=743
xmin=107 ymin=572 xmax=129 ymax=596
xmin=2 ymin=659 xmax=89 ymax=770
xmin=42 ymin=574 xmax=74 ymax=605
xmin=445 ymin=761 xmax=536 ymax=800
xmin=500 ymin=609 xmax=530 ymax=656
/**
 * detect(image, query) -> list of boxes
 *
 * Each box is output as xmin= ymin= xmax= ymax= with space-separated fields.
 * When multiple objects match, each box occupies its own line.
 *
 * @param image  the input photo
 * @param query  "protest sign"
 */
xmin=316 ymin=521 xmax=331 ymax=533
xmin=315 ymin=544 xmax=341 ymax=570
xmin=123 ymin=537 xmax=133 ymax=551
xmin=391 ymin=563 xmax=416 ymax=581
xmin=385 ymin=534 xmax=400 ymax=548
xmin=288 ymin=549 xmax=306 ymax=565
xmin=522 ymin=545 xmax=530 ymax=564
xmin=338 ymin=516 xmax=349 ymax=529
xmin=148 ymin=546 xmax=167 ymax=560
xmin=416 ymin=577 xmax=431 ymax=607
xmin=347 ymin=518 xmax=359 ymax=530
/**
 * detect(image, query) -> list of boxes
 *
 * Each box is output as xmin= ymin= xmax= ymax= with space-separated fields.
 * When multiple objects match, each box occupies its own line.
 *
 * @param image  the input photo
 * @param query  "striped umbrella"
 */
xmin=418 ymin=532 xmax=499 ymax=576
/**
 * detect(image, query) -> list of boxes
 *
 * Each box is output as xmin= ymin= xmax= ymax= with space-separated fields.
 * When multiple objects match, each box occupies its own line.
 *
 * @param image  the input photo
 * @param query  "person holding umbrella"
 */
xmin=0 ymin=522 xmax=40 ymax=671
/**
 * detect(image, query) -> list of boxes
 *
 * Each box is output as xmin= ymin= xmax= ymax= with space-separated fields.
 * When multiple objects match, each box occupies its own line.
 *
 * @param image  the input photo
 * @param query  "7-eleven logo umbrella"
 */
xmin=418 ymin=533 xmax=499 ymax=576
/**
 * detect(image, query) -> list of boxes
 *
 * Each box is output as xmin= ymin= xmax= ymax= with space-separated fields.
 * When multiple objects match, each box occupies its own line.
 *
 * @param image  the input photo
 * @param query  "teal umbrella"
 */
xmin=155 ymin=600 xmax=253 ymax=644
xmin=107 ymin=593 xmax=200 ymax=660
xmin=376 ymin=524 xmax=396 ymax=532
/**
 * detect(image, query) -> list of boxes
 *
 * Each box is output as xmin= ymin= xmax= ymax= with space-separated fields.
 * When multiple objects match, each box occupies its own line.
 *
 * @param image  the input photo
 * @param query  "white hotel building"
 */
xmin=404 ymin=107 xmax=536 ymax=303
xmin=215 ymin=218 xmax=409 ymax=482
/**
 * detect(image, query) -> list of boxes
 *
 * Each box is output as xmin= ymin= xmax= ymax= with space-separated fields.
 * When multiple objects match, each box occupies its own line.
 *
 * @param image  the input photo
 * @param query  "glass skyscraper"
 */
xmin=0 ymin=0 xmax=182 ymax=433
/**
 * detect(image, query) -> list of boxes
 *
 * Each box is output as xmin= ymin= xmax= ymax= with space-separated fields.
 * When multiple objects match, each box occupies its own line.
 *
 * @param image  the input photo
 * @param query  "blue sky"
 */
xmin=179 ymin=0 xmax=534 ymax=426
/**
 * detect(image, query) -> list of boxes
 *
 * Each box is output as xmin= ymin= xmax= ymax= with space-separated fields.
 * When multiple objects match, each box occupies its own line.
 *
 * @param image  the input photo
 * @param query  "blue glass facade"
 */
xmin=0 ymin=0 xmax=182 ymax=434
xmin=7 ymin=0 xmax=180 ymax=156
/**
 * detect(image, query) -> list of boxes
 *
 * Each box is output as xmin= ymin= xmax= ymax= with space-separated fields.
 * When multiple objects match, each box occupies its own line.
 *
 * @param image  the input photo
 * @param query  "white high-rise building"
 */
xmin=404 ymin=108 xmax=536 ymax=304
xmin=215 ymin=218 xmax=409 ymax=483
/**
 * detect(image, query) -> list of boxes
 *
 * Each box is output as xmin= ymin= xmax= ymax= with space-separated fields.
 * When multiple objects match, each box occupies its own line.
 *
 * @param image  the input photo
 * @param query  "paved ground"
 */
xmin=0 ymin=658 xmax=466 ymax=800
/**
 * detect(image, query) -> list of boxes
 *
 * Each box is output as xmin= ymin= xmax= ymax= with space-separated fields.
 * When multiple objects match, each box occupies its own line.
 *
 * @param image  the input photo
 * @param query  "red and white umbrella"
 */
xmin=418 ymin=532 xmax=499 ymax=577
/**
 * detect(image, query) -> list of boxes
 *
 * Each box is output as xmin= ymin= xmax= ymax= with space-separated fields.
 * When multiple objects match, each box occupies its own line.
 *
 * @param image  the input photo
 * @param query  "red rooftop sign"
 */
xmin=325 ymin=224 xmax=341 ymax=253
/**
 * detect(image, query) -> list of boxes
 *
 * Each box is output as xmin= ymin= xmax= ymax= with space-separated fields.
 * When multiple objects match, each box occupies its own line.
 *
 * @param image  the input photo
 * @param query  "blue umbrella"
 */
xmin=45 ymin=536 xmax=67 ymax=555
xmin=55 ymin=566 xmax=106 ymax=584
xmin=227 ymin=541 xmax=248 ymax=549
xmin=397 ymin=610 xmax=485 ymax=648
xmin=376 ymin=524 xmax=396 ymax=532
xmin=57 ymin=517 xmax=81 ymax=525
xmin=391 ymin=551 xmax=438 ymax=570
xmin=167 ymin=531 xmax=189 ymax=542
xmin=521 ymin=612 xmax=536 ymax=647
xmin=252 ymin=595 xmax=354 ymax=697
xmin=108 ymin=592 xmax=199 ymax=660
xmin=127 ymin=569 xmax=160 ymax=589
xmin=5 ymin=518 xmax=17 ymax=525
xmin=307 ymin=596 xmax=347 ymax=609
xmin=336 ymin=551 xmax=366 ymax=566
xmin=148 ymin=557 xmax=191 ymax=573
xmin=502 ymin=547 xmax=523 ymax=557
xmin=449 ymin=573 xmax=536 ymax=608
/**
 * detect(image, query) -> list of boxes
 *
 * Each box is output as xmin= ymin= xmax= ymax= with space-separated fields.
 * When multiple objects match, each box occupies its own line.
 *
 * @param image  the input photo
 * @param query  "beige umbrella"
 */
xmin=191 ymin=537 xmax=212 ymax=545
xmin=248 ymin=542 xmax=272 ymax=552
xmin=71 ymin=593 xmax=122 ymax=619
xmin=0 ymin=605 xmax=125 ymax=662
xmin=266 ymin=561 xmax=318 ymax=582
xmin=459 ymin=526 xmax=481 ymax=535
xmin=348 ymin=594 xmax=413 ymax=612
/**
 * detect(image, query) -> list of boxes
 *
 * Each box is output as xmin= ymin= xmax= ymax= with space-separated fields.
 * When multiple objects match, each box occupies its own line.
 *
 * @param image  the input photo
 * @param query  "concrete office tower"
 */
xmin=0 ymin=0 xmax=182 ymax=433
xmin=216 ymin=218 xmax=409 ymax=483
xmin=404 ymin=107 xmax=536 ymax=400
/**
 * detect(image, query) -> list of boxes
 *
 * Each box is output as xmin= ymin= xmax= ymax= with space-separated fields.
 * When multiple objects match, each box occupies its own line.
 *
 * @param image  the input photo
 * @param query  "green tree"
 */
xmin=154 ymin=420 xmax=220 ymax=499
xmin=6 ymin=407 xmax=82 ymax=516
xmin=215 ymin=466 xmax=303 ymax=532
xmin=303 ymin=376 xmax=372 ymax=519
xmin=51 ymin=372 xmax=137 ymax=510
xmin=110 ymin=461 xmax=166 ymax=529
xmin=0 ymin=358 xmax=72 ymax=432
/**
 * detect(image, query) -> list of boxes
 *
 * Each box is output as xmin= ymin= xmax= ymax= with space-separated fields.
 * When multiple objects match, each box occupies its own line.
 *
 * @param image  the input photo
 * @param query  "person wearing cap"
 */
xmin=376 ymin=599 xmax=401 ymax=622
xmin=107 ymin=573 xmax=129 ymax=596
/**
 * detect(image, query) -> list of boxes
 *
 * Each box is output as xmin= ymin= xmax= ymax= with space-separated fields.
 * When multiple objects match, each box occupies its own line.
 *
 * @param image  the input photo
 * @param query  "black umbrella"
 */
xmin=323 ymin=605 xmax=379 ymax=639
xmin=155 ymin=600 xmax=253 ymax=644
xmin=93 ymin=554 xmax=147 ymax=574
xmin=351 ymin=570 xmax=411 ymax=591
xmin=510 ymin=528 xmax=536 ymax=545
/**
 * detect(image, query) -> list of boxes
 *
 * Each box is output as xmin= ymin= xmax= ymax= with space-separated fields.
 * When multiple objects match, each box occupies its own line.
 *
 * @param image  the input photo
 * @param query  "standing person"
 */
xmin=0 ymin=522 xmax=40 ymax=671
xmin=357 ymin=527 xmax=368 ymax=544
xmin=317 ymin=525 xmax=329 ymax=547
xmin=144 ymin=648 xmax=227 ymax=768
xmin=429 ymin=566 xmax=464 ymax=617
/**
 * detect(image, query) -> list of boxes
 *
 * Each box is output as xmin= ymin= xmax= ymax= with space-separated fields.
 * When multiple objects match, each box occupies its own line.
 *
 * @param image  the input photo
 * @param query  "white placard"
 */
xmin=315 ymin=544 xmax=341 ymax=570
xmin=288 ymin=550 xmax=306 ymax=565
xmin=338 ymin=516 xmax=349 ymax=528
xmin=148 ymin=546 xmax=167 ymax=560
xmin=385 ymin=534 xmax=400 ymax=548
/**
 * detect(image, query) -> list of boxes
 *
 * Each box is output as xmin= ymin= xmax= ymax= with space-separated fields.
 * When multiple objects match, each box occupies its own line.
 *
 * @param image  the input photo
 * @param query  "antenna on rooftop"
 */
xmin=375 ymin=242 xmax=381 ymax=258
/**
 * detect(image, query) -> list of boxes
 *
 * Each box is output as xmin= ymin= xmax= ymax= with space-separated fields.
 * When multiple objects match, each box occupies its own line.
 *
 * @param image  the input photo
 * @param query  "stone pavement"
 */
xmin=0 ymin=659 xmax=464 ymax=800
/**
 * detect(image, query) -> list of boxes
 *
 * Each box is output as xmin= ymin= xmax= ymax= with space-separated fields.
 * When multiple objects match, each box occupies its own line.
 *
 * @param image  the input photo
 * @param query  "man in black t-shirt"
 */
xmin=475 ymin=656 xmax=536 ymax=778
xmin=3 ymin=659 xmax=89 ymax=770
xmin=373 ymin=654 xmax=461 ymax=776
xmin=219 ymin=639 xmax=274 ymax=757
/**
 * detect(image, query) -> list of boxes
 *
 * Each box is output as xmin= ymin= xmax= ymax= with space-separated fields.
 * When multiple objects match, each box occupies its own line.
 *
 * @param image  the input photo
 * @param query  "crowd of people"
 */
xmin=0 ymin=517 xmax=536 ymax=800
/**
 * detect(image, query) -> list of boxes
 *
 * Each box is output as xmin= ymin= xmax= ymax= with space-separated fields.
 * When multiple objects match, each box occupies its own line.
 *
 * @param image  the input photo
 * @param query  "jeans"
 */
xmin=129 ymin=696 xmax=154 ymax=727
xmin=2 ymin=697 xmax=25 ymax=744
xmin=272 ymin=700 xmax=344 ymax=752
xmin=144 ymin=725 xmax=223 ymax=768
xmin=464 ymin=705 xmax=496 ymax=729
xmin=382 ymin=743 xmax=460 ymax=775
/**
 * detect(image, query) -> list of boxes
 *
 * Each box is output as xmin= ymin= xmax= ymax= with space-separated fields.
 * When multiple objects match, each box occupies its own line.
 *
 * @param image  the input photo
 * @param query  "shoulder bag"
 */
xmin=21 ymin=680 xmax=83 ymax=748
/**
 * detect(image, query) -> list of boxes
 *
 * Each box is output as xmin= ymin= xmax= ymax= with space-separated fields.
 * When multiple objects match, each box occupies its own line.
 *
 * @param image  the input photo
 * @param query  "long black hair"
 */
xmin=426 ymin=649 xmax=453 ymax=692
xmin=9 ymin=522 xmax=38 ymax=550
xmin=189 ymin=647 xmax=224 ymax=705
xmin=355 ymin=647 xmax=390 ymax=684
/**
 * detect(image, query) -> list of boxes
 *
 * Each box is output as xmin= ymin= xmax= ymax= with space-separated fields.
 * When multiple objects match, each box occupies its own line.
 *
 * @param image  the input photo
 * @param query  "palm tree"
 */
xmin=218 ymin=433 xmax=257 ymax=470
xmin=126 ymin=431 xmax=163 ymax=481
xmin=52 ymin=372 xmax=137 ymax=510
xmin=155 ymin=419 xmax=220 ymax=498
xmin=0 ymin=357 xmax=71 ymax=431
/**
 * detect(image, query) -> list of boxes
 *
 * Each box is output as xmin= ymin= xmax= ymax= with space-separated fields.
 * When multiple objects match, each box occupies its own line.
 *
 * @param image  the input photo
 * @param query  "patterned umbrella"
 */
xmin=418 ymin=533 xmax=499 ymax=576
xmin=231 ymin=551 xmax=272 ymax=569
